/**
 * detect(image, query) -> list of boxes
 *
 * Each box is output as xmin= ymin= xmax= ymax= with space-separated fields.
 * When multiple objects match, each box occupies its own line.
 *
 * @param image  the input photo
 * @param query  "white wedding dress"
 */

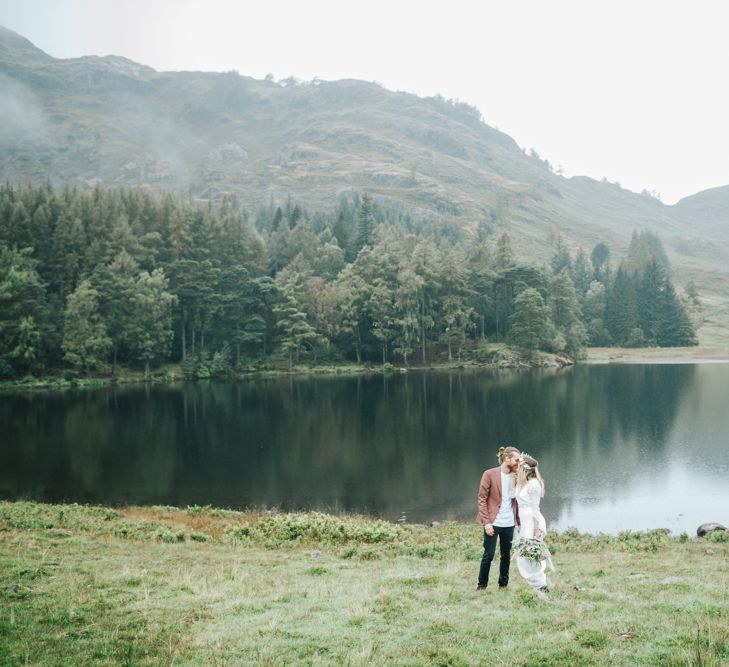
xmin=513 ymin=478 xmax=549 ymax=588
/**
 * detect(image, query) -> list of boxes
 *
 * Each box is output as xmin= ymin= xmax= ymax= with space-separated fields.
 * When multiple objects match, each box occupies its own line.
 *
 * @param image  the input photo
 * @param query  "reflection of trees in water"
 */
xmin=61 ymin=394 xmax=113 ymax=495
xmin=528 ymin=365 xmax=697 ymax=491
xmin=187 ymin=365 xmax=697 ymax=518
xmin=528 ymin=364 xmax=698 ymax=526
xmin=251 ymin=365 xmax=694 ymax=518
xmin=0 ymin=387 xmax=180 ymax=504
xmin=0 ymin=392 xmax=63 ymax=499
xmin=0 ymin=365 xmax=698 ymax=519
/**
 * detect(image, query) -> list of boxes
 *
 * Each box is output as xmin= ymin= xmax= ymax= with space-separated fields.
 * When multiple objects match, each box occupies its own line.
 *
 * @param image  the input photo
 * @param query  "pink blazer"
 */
xmin=475 ymin=466 xmax=520 ymax=527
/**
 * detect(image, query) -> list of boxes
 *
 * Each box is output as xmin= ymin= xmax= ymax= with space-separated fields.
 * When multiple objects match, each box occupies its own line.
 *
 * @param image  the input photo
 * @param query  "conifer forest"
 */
xmin=0 ymin=184 xmax=698 ymax=379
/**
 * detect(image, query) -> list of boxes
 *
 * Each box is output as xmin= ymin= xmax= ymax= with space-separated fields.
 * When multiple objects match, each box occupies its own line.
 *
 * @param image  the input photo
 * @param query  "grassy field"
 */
xmin=1 ymin=502 xmax=728 ymax=666
xmin=584 ymin=346 xmax=729 ymax=364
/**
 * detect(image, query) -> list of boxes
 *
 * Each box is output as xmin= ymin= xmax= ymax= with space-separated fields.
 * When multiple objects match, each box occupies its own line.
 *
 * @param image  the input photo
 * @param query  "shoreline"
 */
xmin=4 ymin=345 xmax=729 ymax=392
xmin=1 ymin=498 xmax=721 ymax=539
xmin=0 ymin=347 xmax=574 ymax=392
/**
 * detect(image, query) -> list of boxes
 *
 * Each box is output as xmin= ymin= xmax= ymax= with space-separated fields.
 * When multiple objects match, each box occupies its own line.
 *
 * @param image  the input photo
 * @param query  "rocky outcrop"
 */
xmin=696 ymin=522 xmax=727 ymax=537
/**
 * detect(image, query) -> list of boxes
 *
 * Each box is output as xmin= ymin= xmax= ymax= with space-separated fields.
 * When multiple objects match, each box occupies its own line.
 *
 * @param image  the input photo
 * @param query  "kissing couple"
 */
xmin=475 ymin=445 xmax=552 ymax=593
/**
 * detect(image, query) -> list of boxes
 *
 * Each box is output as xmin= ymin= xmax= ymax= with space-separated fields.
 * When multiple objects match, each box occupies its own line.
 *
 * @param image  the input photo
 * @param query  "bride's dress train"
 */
xmin=514 ymin=478 xmax=550 ymax=588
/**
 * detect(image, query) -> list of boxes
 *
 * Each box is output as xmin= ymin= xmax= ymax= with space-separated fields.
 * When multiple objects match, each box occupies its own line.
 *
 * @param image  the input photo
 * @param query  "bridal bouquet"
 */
xmin=512 ymin=537 xmax=551 ymax=565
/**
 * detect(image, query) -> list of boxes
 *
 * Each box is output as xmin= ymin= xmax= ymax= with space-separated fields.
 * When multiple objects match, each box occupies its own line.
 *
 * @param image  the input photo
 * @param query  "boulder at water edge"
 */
xmin=696 ymin=522 xmax=727 ymax=537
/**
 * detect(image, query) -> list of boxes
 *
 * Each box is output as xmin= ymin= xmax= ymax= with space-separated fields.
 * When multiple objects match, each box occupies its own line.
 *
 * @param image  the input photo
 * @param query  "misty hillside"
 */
xmin=1 ymin=26 xmax=728 ymax=342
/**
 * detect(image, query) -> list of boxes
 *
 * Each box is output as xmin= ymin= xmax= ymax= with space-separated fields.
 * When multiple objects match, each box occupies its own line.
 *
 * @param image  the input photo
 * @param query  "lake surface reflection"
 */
xmin=2 ymin=364 xmax=728 ymax=534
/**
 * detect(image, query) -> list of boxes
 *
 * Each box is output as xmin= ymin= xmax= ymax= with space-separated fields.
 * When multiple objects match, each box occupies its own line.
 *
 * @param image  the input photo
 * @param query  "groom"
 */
xmin=475 ymin=446 xmax=521 ymax=590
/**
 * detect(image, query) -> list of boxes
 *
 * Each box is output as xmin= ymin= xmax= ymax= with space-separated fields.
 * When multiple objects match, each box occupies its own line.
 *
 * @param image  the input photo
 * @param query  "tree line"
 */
xmin=0 ymin=183 xmax=698 ymax=379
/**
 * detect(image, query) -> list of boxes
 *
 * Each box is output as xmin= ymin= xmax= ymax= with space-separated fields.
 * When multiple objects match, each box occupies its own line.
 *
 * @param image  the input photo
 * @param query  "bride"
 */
xmin=512 ymin=453 xmax=551 ymax=591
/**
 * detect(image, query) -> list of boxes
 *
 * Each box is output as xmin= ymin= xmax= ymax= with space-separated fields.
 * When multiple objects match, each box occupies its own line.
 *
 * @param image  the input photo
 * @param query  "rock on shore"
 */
xmin=697 ymin=522 xmax=727 ymax=536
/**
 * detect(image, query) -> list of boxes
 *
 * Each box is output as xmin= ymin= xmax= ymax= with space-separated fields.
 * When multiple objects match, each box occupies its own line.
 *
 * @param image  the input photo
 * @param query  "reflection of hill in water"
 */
xmin=0 ymin=365 xmax=718 ymax=529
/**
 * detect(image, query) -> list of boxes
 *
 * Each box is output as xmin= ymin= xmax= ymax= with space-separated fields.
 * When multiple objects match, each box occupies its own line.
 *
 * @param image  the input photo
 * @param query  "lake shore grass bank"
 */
xmin=4 ymin=343 xmax=729 ymax=393
xmin=584 ymin=346 xmax=729 ymax=364
xmin=1 ymin=501 xmax=727 ymax=666
xmin=0 ymin=345 xmax=574 ymax=393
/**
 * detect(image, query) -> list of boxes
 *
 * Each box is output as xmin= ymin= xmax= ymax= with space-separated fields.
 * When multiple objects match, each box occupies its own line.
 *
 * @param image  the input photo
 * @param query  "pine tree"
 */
xmin=92 ymin=250 xmax=140 ymax=373
xmin=105 ymin=213 xmax=142 ymax=264
xmin=636 ymin=260 xmax=664 ymax=344
xmin=549 ymin=269 xmax=587 ymax=356
xmin=675 ymin=307 xmax=699 ymax=347
xmin=215 ymin=265 xmax=266 ymax=365
xmin=290 ymin=204 xmax=303 ymax=228
xmin=393 ymin=263 xmax=422 ymax=366
xmin=333 ymin=262 xmax=368 ymax=363
xmin=441 ymin=294 xmax=473 ymax=361
xmin=272 ymin=206 xmax=284 ymax=232
xmin=495 ymin=232 xmax=514 ymax=271
xmin=368 ymin=278 xmax=396 ymax=363
xmin=273 ymin=279 xmax=318 ymax=370
xmin=49 ymin=213 xmax=85 ymax=299
xmin=491 ymin=265 xmax=549 ymax=339
xmin=550 ymin=237 xmax=572 ymax=275
xmin=626 ymin=230 xmax=671 ymax=276
xmin=411 ymin=237 xmax=442 ymax=364
xmin=582 ymin=280 xmax=611 ymax=345
xmin=571 ymin=249 xmax=591 ymax=296
xmin=605 ymin=266 xmax=638 ymax=346
xmin=8 ymin=200 xmax=31 ymax=248
xmin=465 ymin=240 xmax=495 ymax=340
xmin=0 ymin=244 xmax=52 ymax=376
xmin=62 ymin=280 xmax=111 ymax=373
xmin=590 ymin=242 xmax=610 ymax=283
xmin=332 ymin=210 xmax=349 ymax=252
xmin=128 ymin=269 xmax=177 ymax=377
xmin=30 ymin=204 xmax=54 ymax=278
xmin=656 ymin=282 xmax=697 ymax=347
xmin=355 ymin=193 xmax=375 ymax=251
xmin=510 ymin=288 xmax=552 ymax=352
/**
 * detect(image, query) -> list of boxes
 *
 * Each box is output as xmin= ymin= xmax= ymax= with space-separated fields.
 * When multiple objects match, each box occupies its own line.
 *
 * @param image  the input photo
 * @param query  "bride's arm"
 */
xmin=528 ymin=479 xmax=541 ymax=506
xmin=528 ymin=480 xmax=546 ymax=538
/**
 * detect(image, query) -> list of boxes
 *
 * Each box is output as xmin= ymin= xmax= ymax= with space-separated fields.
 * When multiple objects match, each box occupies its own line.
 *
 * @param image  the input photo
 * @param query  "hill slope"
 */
xmin=1 ymin=26 xmax=728 ymax=342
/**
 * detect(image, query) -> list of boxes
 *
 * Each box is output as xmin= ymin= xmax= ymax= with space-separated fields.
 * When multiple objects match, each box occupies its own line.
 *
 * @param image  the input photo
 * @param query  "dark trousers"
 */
xmin=477 ymin=525 xmax=514 ymax=587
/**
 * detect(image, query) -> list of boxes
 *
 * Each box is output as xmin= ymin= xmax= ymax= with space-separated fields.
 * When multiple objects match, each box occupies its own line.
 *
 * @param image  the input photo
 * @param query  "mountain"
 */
xmin=673 ymin=185 xmax=729 ymax=231
xmin=1 ymin=26 xmax=728 ymax=342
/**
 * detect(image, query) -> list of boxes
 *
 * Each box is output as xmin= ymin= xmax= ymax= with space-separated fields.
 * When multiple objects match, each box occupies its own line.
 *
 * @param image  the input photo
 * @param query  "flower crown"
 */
xmin=519 ymin=452 xmax=536 ymax=470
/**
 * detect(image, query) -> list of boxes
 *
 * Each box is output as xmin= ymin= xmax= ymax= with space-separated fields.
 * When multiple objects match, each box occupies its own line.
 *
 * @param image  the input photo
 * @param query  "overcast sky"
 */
xmin=1 ymin=0 xmax=727 ymax=204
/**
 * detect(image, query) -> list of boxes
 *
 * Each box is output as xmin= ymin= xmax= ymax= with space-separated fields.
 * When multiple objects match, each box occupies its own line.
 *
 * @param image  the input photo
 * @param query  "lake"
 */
xmin=1 ymin=364 xmax=728 ymax=534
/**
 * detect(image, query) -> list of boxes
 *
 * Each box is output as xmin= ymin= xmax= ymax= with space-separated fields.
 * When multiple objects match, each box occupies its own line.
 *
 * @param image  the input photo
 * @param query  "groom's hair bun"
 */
xmin=497 ymin=445 xmax=520 ymax=463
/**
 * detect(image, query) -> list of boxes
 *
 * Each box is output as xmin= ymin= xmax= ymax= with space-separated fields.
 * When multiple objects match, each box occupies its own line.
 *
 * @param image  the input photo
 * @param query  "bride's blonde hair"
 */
xmin=516 ymin=453 xmax=545 ymax=497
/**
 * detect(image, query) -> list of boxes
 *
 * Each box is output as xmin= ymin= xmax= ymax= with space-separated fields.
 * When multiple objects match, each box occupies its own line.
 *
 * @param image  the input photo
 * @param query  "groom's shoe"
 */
xmin=476 ymin=584 xmax=486 ymax=591
xmin=498 ymin=579 xmax=508 ymax=588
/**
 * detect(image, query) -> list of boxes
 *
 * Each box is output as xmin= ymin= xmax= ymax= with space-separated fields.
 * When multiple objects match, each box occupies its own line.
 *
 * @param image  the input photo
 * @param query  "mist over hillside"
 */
xmin=1 ymin=25 xmax=728 ymax=342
